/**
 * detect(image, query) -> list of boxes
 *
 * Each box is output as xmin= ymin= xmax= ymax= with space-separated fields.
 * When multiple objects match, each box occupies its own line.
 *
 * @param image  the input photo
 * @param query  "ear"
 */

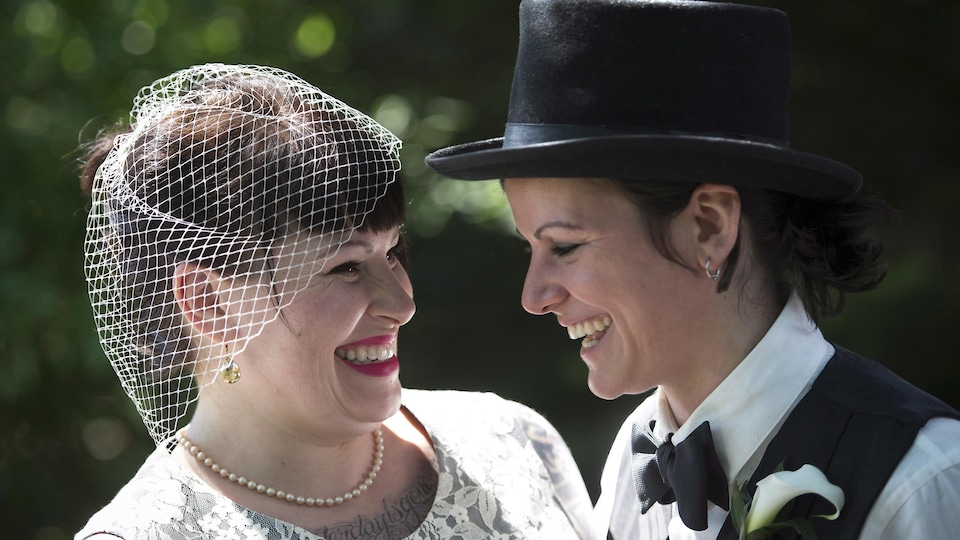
xmin=686 ymin=183 xmax=741 ymax=269
xmin=172 ymin=262 xmax=232 ymax=343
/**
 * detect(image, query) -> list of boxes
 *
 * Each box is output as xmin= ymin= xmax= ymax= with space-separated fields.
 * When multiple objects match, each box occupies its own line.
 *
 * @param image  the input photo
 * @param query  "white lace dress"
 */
xmin=76 ymin=389 xmax=596 ymax=539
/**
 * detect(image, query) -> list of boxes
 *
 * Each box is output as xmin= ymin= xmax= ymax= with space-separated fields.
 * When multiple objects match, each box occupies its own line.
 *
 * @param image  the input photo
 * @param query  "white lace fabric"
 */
xmin=75 ymin=389 xmax=595 ymax=539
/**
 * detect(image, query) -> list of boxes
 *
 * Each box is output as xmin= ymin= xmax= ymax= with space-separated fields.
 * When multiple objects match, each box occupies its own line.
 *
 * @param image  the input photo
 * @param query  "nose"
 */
xmin=520 ymin=257 xmax=565 ymax=316
xmin=369 ymin=265 xmax=416 ymax=326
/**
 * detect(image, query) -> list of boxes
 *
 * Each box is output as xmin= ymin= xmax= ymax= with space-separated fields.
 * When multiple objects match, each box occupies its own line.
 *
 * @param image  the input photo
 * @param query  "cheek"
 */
xmin=281 ymin=296 xmax=351 ymax=343
xmin=602 ymin=259 xmax=683 ymax=327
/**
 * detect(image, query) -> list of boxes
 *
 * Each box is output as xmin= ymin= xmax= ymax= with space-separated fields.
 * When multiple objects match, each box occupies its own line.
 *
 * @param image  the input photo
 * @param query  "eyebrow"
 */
xmin=532 ymin=220 xmax=582 ymax=240
xmin=340 ymin=239 xmax=373 ymax=252
xmin=339 ymin=231 xmax=402 ymax=252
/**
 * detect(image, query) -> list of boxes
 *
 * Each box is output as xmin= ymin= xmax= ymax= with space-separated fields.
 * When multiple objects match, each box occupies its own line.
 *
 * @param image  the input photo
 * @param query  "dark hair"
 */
xmin=608 ymin=178 xmax=894 ymax=323
xmin=80 ymin=75 xmax=406 ymax=377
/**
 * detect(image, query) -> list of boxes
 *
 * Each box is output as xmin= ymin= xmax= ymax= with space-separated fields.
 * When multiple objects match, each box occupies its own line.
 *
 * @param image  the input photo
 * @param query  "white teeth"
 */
xmin=566 ymin=315 xmax=611 ymax=343
xmin=594 ymin=318 xmax=608 ymax=333
xmin=335 ymin=344 xmax=396 ymax=365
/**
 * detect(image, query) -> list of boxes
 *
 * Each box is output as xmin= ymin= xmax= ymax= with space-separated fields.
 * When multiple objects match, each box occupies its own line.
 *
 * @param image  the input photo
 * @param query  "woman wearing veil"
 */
xmin=76 ymin=63 xmax=593 ymax=539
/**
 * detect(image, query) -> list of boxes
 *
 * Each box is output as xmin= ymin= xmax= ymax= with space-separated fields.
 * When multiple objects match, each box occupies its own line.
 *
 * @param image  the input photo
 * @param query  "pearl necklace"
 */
xmin=177 ymin=427 xmax=384 ymax=507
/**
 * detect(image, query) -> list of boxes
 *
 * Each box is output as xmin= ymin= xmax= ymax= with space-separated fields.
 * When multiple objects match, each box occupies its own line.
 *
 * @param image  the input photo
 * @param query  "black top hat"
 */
xmin=425 ymin=0 xmax=861 ymax=200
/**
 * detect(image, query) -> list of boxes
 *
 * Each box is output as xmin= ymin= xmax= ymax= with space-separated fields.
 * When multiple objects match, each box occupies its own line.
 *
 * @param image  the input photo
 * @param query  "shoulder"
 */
xmin=862 ymin=417 xmax=960 ymax=538
xmin=404 ymin=389 xmax=594 ymax=539
xmin=74 ymin=445 xmax=226 ymax=539
xmin=401 ymin=388 xmax=575 ymax=470
xmin=402 ymin=388 xmax=558 ymax=434
xmin=820 ymin=347 xmax=960 ymax=422
xmin=403 ymin=387 xmax=519 ymax=413
xmin=76 ymin=448 xmax=186 ymax=539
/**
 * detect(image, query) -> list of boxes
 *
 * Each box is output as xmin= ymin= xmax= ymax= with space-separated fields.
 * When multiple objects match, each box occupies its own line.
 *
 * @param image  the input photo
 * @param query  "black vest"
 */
xmin=717 ymin=346 xmax=960 ymax=539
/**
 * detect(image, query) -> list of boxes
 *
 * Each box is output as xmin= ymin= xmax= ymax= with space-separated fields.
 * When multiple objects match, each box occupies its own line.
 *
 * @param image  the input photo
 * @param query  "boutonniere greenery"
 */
xmin=731 ymin=464 xmax=845 ymax=540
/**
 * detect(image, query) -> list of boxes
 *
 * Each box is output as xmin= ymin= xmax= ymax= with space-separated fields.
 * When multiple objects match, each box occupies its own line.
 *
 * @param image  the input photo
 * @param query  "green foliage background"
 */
xmin=2 ymin=0 xmax=958 ymax=537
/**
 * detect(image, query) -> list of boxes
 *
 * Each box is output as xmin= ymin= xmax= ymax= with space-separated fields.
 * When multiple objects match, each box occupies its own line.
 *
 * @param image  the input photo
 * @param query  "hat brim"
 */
xmin=425 ymin=135 xmax=861 ymax=200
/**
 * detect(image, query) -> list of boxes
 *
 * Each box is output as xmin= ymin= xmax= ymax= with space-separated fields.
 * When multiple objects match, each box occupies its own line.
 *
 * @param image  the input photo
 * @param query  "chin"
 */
xmin=368 ymin=382 xmax=403 ymax=421
xmin=587 ymin=373 xmax=626 ymax=401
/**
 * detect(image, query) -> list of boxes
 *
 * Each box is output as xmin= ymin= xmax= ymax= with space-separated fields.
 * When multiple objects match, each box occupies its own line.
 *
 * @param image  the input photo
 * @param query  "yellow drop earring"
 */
xmin=221 ymin=344 xmax=240 ymax=384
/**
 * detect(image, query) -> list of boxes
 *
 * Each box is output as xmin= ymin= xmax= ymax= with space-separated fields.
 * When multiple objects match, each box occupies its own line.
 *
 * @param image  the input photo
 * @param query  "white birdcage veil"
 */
xmin=84 ymin=64 xmax=402 ymax=444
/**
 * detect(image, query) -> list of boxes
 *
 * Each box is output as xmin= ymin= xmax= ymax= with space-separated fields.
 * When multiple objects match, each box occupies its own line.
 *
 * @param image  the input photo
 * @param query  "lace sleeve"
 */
xmin=508 ymin=401 xmax=599 ymax=540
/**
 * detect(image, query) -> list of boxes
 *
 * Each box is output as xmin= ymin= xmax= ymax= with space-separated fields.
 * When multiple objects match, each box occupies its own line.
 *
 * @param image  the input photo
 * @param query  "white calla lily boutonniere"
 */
xmin=731 ymin=464 xmax=845 ymax=540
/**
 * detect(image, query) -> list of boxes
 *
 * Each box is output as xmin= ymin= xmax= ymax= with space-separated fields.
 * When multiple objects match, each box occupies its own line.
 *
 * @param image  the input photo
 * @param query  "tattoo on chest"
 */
xmin=311 ymin=464 xmax=439 ymax=540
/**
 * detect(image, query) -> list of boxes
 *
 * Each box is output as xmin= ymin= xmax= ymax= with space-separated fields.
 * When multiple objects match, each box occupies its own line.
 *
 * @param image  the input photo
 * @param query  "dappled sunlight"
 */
xmin=4 ymin=0 xmax=959 ymax=536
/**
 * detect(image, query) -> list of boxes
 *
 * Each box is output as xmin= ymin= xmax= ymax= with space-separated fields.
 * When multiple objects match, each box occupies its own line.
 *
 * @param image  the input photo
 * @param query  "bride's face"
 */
xmin=230 ymin=225 xmax=415 ymax=434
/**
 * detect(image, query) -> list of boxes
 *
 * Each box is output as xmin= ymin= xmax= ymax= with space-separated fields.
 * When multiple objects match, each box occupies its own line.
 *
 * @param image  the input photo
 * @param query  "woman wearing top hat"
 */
xmin=426 ymin=0 xmax=960 ymax=538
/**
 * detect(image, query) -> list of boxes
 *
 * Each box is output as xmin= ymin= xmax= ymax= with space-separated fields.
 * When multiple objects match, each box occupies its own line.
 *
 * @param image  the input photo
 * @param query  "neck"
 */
xmin=661 ymin=284 xmax=783 ymax=426
xmin=183 ymin=393 xmax=382 ymax=500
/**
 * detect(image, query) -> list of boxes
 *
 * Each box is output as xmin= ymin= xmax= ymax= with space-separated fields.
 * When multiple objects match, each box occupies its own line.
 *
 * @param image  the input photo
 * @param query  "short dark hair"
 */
xmin=608 ymin=178 xmax=894 ymax=323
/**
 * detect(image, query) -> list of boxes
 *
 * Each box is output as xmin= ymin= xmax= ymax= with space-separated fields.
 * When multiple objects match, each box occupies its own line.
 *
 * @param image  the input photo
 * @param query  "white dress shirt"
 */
xmin=594 ymin=293 xmax=960 ymax=539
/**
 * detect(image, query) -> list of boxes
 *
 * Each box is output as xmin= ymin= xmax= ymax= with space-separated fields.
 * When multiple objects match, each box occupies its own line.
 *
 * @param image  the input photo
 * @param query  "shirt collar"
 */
xmin=654 ymin=291 xmax=833 ymax=485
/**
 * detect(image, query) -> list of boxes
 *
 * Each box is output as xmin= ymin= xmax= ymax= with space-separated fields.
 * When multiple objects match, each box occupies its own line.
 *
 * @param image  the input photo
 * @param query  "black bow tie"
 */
xmin=631 ymin=419 xmax=729 ymax=531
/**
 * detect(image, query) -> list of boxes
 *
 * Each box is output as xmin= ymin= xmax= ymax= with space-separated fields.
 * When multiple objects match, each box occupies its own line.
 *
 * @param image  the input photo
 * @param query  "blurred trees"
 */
xmin=2 ymin=0 xmax=958 ymax=537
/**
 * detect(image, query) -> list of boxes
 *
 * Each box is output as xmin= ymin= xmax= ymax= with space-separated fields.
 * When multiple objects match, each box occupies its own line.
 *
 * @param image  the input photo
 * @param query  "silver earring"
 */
xmin=705 ymin=257 xmax=721 ymax=281
xmin=220 ymin=345 xmax=240 ymax=384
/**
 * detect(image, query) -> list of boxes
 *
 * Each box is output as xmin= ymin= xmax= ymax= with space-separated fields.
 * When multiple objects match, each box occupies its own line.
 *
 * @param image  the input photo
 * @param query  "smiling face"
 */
xmin=505 ymin=177 xmax=709 ymax=400
xmin=222 ymin=225 xmax=415 ymax=436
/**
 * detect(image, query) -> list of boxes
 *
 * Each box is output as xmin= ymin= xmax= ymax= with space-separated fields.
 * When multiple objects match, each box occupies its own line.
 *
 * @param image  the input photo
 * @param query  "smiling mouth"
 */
xmin=567 ymin=315 xmax=612 ymax=349
xmin=335 ymin=343 xmax=396 ymax=365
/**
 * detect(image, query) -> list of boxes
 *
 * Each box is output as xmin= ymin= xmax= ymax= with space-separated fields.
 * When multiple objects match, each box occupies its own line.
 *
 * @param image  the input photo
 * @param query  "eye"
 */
xmin=386 ymin=242 xmax=406 ymax=267
xmin=330 ymin=261 xmax=360 ymax=275
xmin=551 ymin=243 xmax=580 ymax=256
